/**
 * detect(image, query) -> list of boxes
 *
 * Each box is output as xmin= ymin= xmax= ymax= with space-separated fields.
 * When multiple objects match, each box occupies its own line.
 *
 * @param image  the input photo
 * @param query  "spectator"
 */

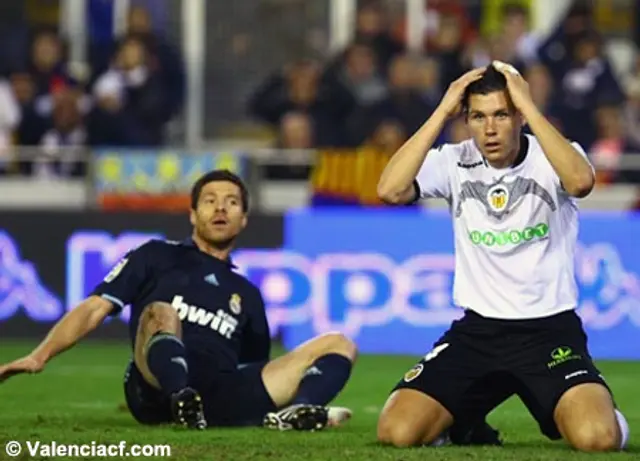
xmin=324 ymin=42 xmax=387 ymax=108
xmin=589 ymin=103 xmax=632 ymax=185
xmin=623 ymin=57 xmax=640 ymax=150
xmin=367 ymin=119 xmax=407 ymax=155
xmin=0 ymin=77 xmax=22 ymax=173
xmin=125 ymin=6 xmax=185 ymax=120
xmin=348 ymin=54 xmax=437 ymax=146
xmin=10 ymin=72 xmax=48 ymax=145
xmin=500 ymin=2 xmax=540 ymax=66
xmin=28 ymin=28 xmax=75 ymax=97
xmin=523 ymin=64 xmax=563 ymax=133
xmin=88 ymin=35 xmax=172 ymax=146
xmin=431 ymin=13 xmax=467 ymax=88
xmin=279 ymin=111 xmax=314 ymax=150
xmin=555 ymin=30 xmax=624 ymax=150
xmin=352 ymin=1 xmax=404 ymax=75
xmin=537 ymin=2 xmax=594 ymax=78
xmin=20 ymin=90 xmax=86 ymax=177
xmin=265 ymin=111 xmax=315 ymax=180
xmin=248 ymin=59 xmax=349 ymax=146
xmin=415 ymin=57 xmax=442 ymax=108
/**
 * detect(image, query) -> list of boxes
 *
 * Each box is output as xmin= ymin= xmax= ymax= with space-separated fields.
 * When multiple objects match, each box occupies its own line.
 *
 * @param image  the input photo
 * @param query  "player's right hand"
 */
xmin=0 ymin=354 xmax=45 ymax=383
xmin=437 ymin=67 xmax=486 ymax=118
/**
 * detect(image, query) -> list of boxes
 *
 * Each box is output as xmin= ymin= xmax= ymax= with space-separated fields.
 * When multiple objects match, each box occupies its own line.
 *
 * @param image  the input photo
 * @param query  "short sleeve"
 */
xmin=415 ymin=145 xmax=453 ymax=200
xmin=90 ymin=241 xmax=154 ymax=315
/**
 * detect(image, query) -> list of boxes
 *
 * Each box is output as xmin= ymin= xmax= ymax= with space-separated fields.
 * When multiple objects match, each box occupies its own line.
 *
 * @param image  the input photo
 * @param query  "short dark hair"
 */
xmin=190 ymin=170 xmax=249 ymax=212
xmin=462 ymin=65 xmax=508 ymax=113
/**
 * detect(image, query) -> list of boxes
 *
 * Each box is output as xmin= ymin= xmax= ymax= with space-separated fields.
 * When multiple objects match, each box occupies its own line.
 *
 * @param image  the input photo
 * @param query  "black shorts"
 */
xmin=392 ymin=309 xmax=611 ymax=440
xmin=123 ymin=360 xmax=277 ymax=427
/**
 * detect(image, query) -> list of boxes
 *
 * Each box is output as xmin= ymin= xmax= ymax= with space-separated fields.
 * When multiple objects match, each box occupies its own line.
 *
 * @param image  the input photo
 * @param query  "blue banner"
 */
xmin=1 ymin=210 xmax=638 ymax=359
xmin=233 ymin=209 xmax=640 ymax=360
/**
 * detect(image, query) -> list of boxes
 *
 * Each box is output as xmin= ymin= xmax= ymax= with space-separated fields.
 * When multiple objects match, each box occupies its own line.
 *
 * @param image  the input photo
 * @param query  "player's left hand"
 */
xmin=0 ymin=355 xmax=45 ymax=383
xmin=492 ymin=60 xmax=536 ymax=114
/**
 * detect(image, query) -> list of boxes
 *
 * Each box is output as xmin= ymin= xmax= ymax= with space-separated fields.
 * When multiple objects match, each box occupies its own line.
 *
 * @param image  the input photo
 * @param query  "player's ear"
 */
xmin=189 ymin=208 xmax=197 ymax=226
xmin=241 ymin=214 xmax=248 ymax=229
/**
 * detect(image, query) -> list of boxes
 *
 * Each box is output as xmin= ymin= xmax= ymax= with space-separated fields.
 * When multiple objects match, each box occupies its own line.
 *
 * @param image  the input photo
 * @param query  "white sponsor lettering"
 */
xmin=171 ymin=296 xmax=238 ymax=339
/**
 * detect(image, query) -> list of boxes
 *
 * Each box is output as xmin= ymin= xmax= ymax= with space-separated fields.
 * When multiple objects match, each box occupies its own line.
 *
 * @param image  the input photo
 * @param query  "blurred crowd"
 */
xmin=2 ymin=0 xmax=640 ymax=189
xmin=247 ymin=0 xmax=640 ymax=185
xmin=0 ymin=4 xmax=184 ymax=177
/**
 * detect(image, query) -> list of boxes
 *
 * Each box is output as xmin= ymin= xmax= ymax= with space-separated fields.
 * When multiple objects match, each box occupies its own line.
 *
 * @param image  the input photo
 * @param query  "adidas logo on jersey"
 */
xmin=170 ymin=295 xmax=238 ymax=339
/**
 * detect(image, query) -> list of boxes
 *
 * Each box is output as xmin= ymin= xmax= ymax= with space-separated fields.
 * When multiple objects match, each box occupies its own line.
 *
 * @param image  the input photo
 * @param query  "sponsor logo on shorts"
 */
xmin=469 ymin=222 xmax=549 ymax=247
xmin=547 ymin=346 xmax=581 ymax=369
xmin=404 ymin=364 xmax=424 ymax=382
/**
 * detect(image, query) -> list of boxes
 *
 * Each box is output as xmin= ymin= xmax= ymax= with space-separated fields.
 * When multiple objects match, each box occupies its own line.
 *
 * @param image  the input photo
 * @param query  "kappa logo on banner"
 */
xmin=0 ymin=231 xmax=62 ymax=321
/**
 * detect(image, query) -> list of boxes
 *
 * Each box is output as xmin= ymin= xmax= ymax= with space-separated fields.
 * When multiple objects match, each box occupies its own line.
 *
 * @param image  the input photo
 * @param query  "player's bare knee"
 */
xmin=569 ymin=421 xmax=620 ymax=452
xmin=140 ymin=302 xmax=181 ymax=337
xmin=377 ymin=416 xmax=430 ymax=447
xmin=317 ymin=332 xmax=358 ymax=361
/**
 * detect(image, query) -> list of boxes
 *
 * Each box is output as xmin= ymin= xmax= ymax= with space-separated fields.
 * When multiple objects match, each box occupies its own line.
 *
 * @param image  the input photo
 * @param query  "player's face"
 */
xmin=190 ymin=180 xmax=247 ymax=245
xmin=466 ymin=90 xmax=522 ymax=167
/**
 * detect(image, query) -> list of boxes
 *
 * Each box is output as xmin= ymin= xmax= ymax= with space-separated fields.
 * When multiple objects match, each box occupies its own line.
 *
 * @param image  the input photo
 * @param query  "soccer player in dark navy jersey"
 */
xmin=0 ymin=170 xmax=357 ymax=431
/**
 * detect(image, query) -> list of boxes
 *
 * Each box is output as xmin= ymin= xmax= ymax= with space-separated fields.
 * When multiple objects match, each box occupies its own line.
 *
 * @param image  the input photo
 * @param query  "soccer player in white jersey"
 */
xmin=375 ymin=63 xmax=630 ymax=451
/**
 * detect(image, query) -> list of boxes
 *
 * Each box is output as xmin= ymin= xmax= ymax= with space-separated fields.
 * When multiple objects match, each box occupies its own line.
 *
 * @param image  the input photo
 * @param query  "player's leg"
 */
xmin=259 ymin=332 xmax=358 ymax=430
xmin=554 ymin=383 xmax=628 ymax=452
xmin=131 ymin=301 xmax=205 ymax=429
xmin=512 ymin=310 xmax=628 ymax=451
xmin=377 ymin=334 xmax=511 ymax=448
xmin=377 ymin=388 xmax=453 ymax=447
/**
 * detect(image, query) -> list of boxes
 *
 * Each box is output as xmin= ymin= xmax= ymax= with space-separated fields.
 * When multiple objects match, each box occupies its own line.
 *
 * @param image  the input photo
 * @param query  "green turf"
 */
xmin=0 ymin=341 xmax=637 ymax=460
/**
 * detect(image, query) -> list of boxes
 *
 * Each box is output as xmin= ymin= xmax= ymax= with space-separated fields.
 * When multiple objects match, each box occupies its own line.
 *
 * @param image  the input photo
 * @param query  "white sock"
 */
xmin=615 ymin=409 xmax=629 ymax=450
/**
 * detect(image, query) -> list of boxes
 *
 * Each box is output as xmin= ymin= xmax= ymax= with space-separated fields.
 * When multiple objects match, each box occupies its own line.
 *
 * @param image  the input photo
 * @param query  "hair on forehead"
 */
xmin=190 ymin=169 xmax=249 ymax=212
xmin=463 ymin=65 xmax=509 ymax=113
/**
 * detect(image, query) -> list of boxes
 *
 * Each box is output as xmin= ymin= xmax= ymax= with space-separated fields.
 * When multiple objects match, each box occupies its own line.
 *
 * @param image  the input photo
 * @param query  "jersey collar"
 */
xmin=483 ymin=134 xmax=529 ymax=170
xmin=511 ymin=134 xmax=529 ymax=168
xmin=181 ymin=237 xmax=237 ymax=268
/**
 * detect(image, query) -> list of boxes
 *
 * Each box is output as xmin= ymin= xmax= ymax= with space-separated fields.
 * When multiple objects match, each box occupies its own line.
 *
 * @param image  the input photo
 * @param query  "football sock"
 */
xmin=146 ymin=332 xmax=189 ymax=396
xmin=292 ymin=354 xmax=352 ymax=406
xmin=615 ymin=409 xmax=629 ymax=450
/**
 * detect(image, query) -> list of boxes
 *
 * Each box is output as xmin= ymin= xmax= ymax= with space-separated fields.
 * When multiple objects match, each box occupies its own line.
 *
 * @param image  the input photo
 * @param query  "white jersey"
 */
xmin=415 ymin=134 xmax=593 ymax=320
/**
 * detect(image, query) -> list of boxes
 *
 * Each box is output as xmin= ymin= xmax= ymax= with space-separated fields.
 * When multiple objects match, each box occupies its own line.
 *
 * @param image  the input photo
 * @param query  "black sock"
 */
xmin=292 ymin=354 xmax=352 ymax=406
xmin=146 ymin=332 xmax=189 ymax=396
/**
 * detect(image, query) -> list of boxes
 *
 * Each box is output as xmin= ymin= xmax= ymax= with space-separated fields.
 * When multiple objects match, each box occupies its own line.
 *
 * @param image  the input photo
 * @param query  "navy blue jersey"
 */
xmin=91 ymin=238 xmax=270 ymax=377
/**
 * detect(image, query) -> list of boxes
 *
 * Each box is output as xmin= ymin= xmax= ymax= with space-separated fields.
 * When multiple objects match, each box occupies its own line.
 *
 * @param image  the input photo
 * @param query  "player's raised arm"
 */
xmin=493 ymin=61 xmax=595 ymax=197
xmin=377 ymin=68 xmax=485 ymax=204
xmin=0 ymin=295 xmax=114 ymax=382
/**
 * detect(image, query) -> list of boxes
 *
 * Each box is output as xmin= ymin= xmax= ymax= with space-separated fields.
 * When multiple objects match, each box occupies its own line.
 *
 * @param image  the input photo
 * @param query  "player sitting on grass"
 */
xmin=375 ymin=62 xmax=630 ymax=451
xmin=0 ymin=170 xmax=356 ymax=432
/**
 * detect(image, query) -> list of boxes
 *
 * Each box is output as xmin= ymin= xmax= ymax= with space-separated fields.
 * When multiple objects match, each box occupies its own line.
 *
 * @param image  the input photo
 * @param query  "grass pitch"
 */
xmin=0 ymin=341 xmax=637 ymax=460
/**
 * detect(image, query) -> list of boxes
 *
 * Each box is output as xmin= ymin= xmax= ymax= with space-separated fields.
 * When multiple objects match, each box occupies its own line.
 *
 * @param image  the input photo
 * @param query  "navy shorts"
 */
xmin=392 ymin=309 xmax=611 ymax=440
xmin=123 ymin=360 xmax=277 ymax=427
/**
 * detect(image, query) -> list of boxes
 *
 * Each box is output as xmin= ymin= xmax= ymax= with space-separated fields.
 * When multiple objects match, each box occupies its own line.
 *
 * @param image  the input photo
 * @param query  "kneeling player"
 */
xmin=375 ymin=64 xmax=629 ymax=451
xmin=0 ymin=170 xmax=356 ymax=431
